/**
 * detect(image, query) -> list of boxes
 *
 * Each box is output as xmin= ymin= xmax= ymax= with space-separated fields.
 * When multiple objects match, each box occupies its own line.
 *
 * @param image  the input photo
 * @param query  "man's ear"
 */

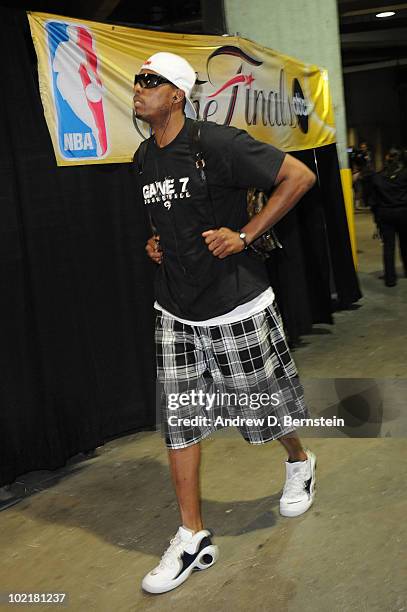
xmin=172 ymin=89 xmax=185 ymax=103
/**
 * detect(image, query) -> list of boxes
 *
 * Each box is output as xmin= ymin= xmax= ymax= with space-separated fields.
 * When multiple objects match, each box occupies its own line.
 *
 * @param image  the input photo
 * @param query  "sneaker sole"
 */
xmin=280 ymin=452 xmax=317 ymax=518
xmin=142 ymin=544 xmax=219 ymax=594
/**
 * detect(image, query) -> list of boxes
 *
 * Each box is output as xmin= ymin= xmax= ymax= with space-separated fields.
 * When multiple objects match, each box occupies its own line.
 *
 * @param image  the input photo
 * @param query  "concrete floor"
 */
xmin=1 ymin=211 xmax=406 ymax=612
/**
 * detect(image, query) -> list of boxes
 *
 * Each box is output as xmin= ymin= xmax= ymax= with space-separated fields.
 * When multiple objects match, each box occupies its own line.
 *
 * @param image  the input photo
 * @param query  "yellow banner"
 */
xmin=28 ymin=11 xmax=336 ymax=166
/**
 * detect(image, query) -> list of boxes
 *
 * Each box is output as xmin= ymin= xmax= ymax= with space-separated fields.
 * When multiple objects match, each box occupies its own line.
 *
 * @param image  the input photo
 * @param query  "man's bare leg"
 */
xmin=278 ymin=432 xmax=308 ymax=461
xmin=168 ymin=443 xmax=203 ymax=533
xmin=167 ymin=434 xmax=307 ymax=535
xmin=142 ymin=442 xmax=216 ymax=593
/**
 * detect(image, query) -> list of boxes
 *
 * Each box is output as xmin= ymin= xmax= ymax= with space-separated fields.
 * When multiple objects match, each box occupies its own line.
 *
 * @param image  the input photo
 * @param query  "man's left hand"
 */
xmin=202 ymin=228 xmax=245 ymax=259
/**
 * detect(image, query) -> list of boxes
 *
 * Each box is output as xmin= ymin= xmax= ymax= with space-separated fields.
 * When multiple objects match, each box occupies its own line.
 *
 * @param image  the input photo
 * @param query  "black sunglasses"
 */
xmin=134 ymin=73 xmax=174 ymax=89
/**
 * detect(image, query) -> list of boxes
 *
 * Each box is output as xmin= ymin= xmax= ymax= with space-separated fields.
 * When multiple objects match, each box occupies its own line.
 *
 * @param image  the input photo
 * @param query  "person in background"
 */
xmin=351 ymin=152 xmax=364 ymax=210
xmin=359 ymin=141 xmax=373 ymax=167
xmin=371 ymin=148 xmax=407 ymax=287
xmin=358 ymin=141 xmax=374 ymax=209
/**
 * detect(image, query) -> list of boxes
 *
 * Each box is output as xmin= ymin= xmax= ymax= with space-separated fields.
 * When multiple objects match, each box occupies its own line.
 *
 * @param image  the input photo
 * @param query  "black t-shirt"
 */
xmin=137 ymin=119 xmax=286 ymax=320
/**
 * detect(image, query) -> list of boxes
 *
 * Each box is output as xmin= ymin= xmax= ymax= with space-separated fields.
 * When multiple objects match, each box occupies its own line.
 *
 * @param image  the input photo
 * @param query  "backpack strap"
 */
xmin=132 ymin=137 xmax=150 ymax=174
xmin=186 ymin=120 xmax=207 ymax=182
xmin=132 ymin=138 xmax=158 ymax=234
xmin=186 ymin=120 xmax=217 ymax=228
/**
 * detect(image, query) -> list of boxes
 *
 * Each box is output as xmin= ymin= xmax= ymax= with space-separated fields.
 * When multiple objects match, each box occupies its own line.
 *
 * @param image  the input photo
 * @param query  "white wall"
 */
xmin=224 ymin=0 xmax=348 ymax=168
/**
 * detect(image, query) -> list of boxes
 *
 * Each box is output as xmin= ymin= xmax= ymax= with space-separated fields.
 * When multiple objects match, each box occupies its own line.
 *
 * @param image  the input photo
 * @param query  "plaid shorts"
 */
xmin=155 ymin=302 xmax=309 ymax=449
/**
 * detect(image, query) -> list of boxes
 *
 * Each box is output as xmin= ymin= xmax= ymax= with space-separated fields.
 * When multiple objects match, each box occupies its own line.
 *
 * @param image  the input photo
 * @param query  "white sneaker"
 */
xmin=141 ymin=526 xmax=219 ymax=594
xmin=279 ymin=449 xmax=316 ymax=517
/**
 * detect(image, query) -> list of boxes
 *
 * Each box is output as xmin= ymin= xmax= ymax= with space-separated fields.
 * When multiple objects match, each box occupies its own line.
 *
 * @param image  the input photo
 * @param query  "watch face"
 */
xmin=239 ymin=232 xmax=248 ymax=248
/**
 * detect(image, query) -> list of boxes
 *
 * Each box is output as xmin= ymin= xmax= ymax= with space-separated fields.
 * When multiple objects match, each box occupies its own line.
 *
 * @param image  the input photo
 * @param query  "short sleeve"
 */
xmin=201 ymin=122 xmax=286 ymax=192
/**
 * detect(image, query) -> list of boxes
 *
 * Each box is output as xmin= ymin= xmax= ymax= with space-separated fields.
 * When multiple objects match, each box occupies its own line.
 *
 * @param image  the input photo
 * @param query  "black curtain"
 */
xmin=0 ymin=8 xmax=361 ymax=486
xmin=315 ymin=144 xmax=362 ymax=309
xmin=0 ymin=8 xmax=156 ymax=487
xmin=267 ymin=146 xmax=362 ymax=344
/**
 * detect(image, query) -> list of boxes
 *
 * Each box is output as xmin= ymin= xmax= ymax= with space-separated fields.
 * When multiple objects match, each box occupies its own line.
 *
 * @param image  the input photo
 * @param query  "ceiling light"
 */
xmin=376 ymin=11 xmax=396 ymax=18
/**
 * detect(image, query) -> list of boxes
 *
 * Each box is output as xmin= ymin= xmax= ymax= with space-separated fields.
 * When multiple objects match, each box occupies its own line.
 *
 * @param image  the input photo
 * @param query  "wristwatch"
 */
xmin=239 ymin=231 xmax=248 ymax=249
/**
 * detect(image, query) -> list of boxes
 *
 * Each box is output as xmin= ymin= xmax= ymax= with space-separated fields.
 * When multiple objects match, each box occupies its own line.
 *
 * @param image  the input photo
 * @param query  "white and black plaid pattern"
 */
xmin=155 ymin=302 xmax=310 ymax=449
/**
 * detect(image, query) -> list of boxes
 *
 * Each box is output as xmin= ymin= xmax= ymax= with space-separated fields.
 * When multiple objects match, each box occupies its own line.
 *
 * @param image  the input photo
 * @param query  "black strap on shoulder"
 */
xmin=132 ymin=138 xmax=150 ymax=174
xmin=186 ymin=120 xmax=206 ymax=181
xmin=186 ymin=120 xmax=217 ymax=228
xmin=132 ymin=138 xmax=157 ymax=235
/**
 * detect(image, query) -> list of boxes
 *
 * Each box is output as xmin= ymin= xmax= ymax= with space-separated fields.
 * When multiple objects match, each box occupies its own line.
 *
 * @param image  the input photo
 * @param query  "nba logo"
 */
xmin=46 ymin=21 xmax=108 ymax=160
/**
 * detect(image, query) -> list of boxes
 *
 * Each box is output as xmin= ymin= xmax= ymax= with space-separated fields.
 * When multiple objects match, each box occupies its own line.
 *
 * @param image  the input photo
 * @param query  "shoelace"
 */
xmin=158 ymin=534 xmax=186 ymax=570
xmin=283 ymin=469 xmax=308 ymax=499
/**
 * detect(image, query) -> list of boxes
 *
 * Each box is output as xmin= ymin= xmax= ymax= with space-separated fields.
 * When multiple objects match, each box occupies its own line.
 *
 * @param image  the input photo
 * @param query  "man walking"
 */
xmin=133 ymin=52 xmax=317 ymax=594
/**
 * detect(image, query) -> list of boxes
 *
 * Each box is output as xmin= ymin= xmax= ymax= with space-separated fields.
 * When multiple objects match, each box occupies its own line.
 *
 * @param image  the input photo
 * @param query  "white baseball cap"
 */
xmin=140 ymin=52 xmax=197 ymax=119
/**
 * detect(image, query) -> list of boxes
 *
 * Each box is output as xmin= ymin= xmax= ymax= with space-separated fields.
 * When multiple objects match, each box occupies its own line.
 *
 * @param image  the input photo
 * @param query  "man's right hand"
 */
xmin=145 ymin=235 xmax=163 ymax=264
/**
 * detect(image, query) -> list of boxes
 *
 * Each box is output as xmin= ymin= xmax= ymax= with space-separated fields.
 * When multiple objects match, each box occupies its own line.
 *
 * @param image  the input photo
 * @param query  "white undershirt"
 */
xmin=154 ymin=286 xmax=275 ymax=327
